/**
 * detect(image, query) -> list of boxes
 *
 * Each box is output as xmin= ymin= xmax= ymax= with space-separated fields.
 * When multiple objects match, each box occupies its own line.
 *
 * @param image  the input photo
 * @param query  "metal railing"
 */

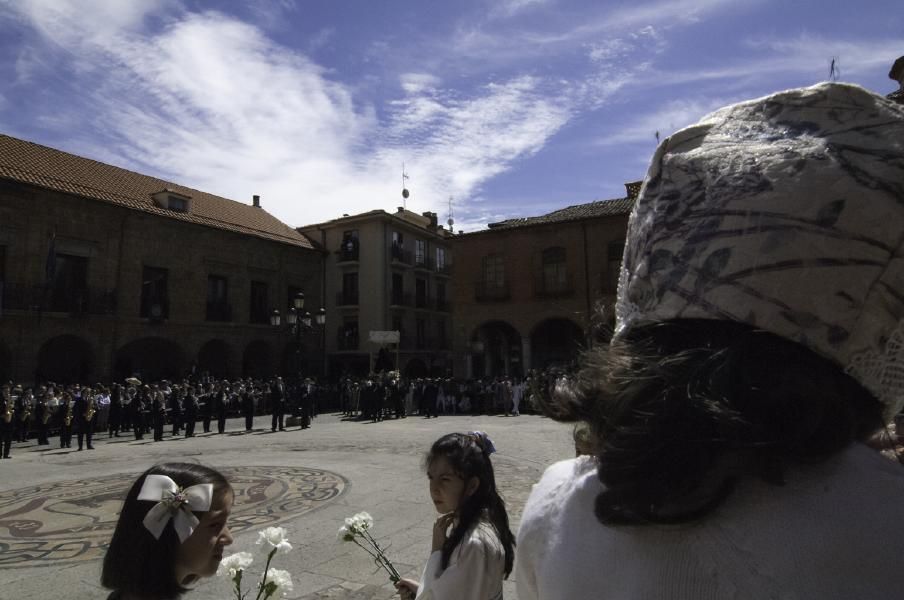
xmin=335 ymin=292 xmax=359 ymax=306
xmin=1 ymin=282 xmax=117 ymax=315
xmin=475 ymin=281 xmax=510 ymax=302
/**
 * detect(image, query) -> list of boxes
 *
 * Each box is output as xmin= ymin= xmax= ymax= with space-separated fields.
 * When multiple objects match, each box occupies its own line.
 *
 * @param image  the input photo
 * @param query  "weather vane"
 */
xmin=401 ymin=163 xmax=410 ymax=208
xmin=447 ymin=196 xmax=455 ymax=231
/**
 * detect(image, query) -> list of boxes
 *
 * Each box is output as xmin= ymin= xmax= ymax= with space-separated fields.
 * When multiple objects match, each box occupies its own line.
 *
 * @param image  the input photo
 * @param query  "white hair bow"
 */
xmin=138 ymin=474 xmax=213 ymax=542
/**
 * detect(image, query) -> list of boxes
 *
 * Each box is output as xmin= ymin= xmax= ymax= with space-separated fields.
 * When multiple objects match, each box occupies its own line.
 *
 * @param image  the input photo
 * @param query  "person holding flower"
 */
xmin=395 ymin=432 xmax=515 ymax=600
xmin=102 ymin=463 xmax=234 ymax=600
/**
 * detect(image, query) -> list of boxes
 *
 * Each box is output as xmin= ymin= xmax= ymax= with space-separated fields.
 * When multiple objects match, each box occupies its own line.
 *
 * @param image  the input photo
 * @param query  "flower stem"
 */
xmin=254 ymin=548 xmax=277 ymax=600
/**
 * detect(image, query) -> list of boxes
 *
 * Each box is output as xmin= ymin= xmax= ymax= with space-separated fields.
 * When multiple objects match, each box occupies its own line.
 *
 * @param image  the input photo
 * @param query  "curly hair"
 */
xmin=537 ymin=319 xmax=884 ymax=525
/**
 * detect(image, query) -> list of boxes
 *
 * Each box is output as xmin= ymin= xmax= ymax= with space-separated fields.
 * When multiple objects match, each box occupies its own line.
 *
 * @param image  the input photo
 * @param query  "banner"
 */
xmin=368 ymin=330 xmax=400 ymax=344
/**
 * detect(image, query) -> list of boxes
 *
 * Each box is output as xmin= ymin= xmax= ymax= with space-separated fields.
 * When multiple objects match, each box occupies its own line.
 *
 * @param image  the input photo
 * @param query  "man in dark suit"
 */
xmin=270 ymin=378 xmax=285 ymax=432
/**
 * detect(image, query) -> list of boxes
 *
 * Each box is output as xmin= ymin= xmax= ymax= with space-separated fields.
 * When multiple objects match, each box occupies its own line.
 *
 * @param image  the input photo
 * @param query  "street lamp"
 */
xmin=271 ymin=291 xmax=325 ymax=378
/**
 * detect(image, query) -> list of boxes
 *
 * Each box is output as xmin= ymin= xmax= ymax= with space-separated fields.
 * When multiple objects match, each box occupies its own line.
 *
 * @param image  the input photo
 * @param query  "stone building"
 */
xmin=450 ymin=183 xmax=638 ymax=378
xmin=299 ymin=208 xmax=454 ymax=378
xmin=0 ymin=134 xmax=323 ymax=384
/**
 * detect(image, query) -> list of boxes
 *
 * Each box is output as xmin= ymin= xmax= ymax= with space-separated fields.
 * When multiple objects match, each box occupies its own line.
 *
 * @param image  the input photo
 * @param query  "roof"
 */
xmin=0 ymin=134 xmax=315 ymax=250
xmin=478 ymin=196 xmax=634 ymax=233
xmin=299 ymin=207 xmax=452 ymax=239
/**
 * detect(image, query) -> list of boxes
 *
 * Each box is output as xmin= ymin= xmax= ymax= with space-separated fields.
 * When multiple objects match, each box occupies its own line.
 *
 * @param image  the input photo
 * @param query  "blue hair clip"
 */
xmin=468 ymin=431 xmax=497 ymax=455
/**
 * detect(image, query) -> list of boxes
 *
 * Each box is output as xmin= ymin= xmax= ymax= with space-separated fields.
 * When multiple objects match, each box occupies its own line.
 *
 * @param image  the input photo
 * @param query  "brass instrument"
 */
xmin=64 ymin=402 xmax=73 ymax=427
xmin=85 ymin=398 xmax=96 ymax=421
xmin=20 ymin=404 xmax=31 ymax=423
xmin=41 ymin=404 xmax=51 ymax=425
xmin=2 ymin=391 xmax=11 ymax=424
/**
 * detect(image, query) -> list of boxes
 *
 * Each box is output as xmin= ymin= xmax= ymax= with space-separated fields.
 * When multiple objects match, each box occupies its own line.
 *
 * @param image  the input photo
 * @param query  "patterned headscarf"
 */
xmin=616 ymin=82 xmax=904 ymax=418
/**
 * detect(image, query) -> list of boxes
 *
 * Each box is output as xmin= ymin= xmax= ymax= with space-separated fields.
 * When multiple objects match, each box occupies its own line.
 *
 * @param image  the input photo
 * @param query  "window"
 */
xmin=342 ymin=272 xmax=359 ymax=304
xmin=51 ymin=254 xmax=88 ymax=312
xmin=168 ymin=196 xmax=188 ymax=212
xmin=391 ymin=273 xmax=404 ymax=305
xmin=416 ymin=318 xmax=426 ymax=349
xmin=249 ymin=281 xmax=269 ymax=324
xmin=483 ymin=254 xmax=505 ymax=288
xmin=436 ymin=318 xmax=447 ymax=348
xmin=340 ymin=230 xmax=359 ymax=261
xmin=436 ymin=281 xmax=447 ymax=310
xmin=542 ymin=247 xmax=568 ymax=292
xmin=287 ymin=285 xmax=302 ymax=311
xmin=415 ymin=278 xmax=427 ymax=308
xmin=339 ymin=318 xmax=359 ymax=350
xmin=435 ymin=247 xmax=446 ymax=271
xmin=391 ymin=231 xmax=405 ymax=262
xmin=606 ymin=240 xmax=625 ymax=292
xmin=206 ymin=275 xmax=230 ymax=321
xmin=415 ymin=239 xmax=426 ymax=266
xmin=140 ymin=266 xmax=169 ymax=319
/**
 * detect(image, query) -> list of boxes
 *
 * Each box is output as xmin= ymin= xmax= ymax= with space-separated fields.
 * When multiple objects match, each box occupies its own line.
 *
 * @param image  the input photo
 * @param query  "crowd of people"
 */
xmin=0 ymin=369 xmax=569 ymax=458
xmin=0 ymin=375 xmax=323 ymax=456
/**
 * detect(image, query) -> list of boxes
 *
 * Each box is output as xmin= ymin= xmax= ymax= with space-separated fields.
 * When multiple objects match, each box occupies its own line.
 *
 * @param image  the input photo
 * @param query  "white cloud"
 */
xmin=8 ymin=2 xmax=579 ymax=229
xmin=593 ymin=96 xmax=734 ymax=147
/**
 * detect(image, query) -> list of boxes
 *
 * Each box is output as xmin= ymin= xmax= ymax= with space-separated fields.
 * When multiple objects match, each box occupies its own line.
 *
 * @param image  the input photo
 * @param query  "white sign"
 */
xmin=369 ymin=330 xmax=401 ymax=344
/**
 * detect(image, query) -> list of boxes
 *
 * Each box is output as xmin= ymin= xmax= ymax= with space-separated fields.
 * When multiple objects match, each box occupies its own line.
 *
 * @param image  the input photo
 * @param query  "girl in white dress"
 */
xmin=396 ymin=432 xmax=515 ymax=600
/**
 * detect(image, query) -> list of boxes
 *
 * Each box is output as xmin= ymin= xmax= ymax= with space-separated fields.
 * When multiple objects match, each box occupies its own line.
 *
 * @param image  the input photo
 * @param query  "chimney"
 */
xmin=252 ymin=194 xmax=261 ymax=208
xmin=624 ymin=181 xmax=642 ymax=200
xmin=397 ymin=207 xmax=405 ymax=213
xmin=422 ymin=211 xmax=438 ymax=228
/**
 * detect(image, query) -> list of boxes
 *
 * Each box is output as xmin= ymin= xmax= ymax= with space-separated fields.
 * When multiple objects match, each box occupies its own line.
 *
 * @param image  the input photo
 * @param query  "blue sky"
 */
xmin=1 ymin=0 xmax=901 ymax=231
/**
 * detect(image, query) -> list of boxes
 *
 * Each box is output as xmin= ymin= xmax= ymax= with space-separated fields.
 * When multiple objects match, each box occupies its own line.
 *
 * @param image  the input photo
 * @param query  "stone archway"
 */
xmin=470 ymin=321 xmax=522 ymax=378
xmin=0 ymin=341 xmax=10 ymax=383
xmin=198 ymin=339 xmax=232 ymax=380
xmin=530 ymin=318 xmax=585 ymax=371
xmin=115 ymin=337 xmax=186 ymax=382
xmin=36 ymin=335 xmax=94 ymax=383
xmin=403 ymin=358 xmax=428 ymax=379
xmin=243 ymin=340 xmax=274 ymax=379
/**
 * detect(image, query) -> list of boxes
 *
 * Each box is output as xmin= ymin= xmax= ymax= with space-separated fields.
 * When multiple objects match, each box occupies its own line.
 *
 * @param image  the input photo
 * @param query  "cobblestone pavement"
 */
xmin=0 ymin=412 xmax=575 ymax=599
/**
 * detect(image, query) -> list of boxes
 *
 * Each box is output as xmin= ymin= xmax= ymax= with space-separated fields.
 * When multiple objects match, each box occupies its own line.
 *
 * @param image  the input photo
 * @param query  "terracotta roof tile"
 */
xmin=483 ymin=196 xmax=634 ymax=232
xmin=0 ymin=134 xmax=315 ymax=250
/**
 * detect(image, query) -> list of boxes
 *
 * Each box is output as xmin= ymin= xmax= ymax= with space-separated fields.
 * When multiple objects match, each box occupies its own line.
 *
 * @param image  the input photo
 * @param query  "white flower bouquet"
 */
xmin=218 ymin=526 xmax=295 ymax=599
xmin=338 ymin=511 xmax=401 ymax=583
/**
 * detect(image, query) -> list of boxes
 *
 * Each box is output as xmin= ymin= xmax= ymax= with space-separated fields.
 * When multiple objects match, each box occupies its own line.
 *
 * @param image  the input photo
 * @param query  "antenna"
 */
xmin=829 ymin=57 xmax=839 ymax=82
xmin=401 ymin=163 xmax=410 ymax=209
xmin=447 ymin=196 xmax=455 ymax=230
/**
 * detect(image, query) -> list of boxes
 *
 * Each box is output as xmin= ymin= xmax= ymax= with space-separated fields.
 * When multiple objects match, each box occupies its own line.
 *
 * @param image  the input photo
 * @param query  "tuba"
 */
xmin=2 ymin=390 xmax=11 ymax=424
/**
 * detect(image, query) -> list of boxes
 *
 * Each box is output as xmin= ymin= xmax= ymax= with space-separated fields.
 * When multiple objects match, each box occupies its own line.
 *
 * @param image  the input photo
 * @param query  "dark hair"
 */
xmin=540 ymin=319 xmax=884 ymax=525
xmin=426 ymin=433 xmax=515 ymax=577
xmin=101 ymin=463 xmax=232 ymax=599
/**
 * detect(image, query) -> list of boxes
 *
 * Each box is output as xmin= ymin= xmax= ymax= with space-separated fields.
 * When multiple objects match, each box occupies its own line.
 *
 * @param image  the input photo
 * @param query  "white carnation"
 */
xmin=355 ymin=512 xmax=374 ymax=530
xmin=263 ymin=568 xmax=294 ymax=595
xmin=216 ymin=551 xmax=253 ymax=578
xmin=256 ymin=526 xmax=291 ymax=552
xmin=337 ymin=524 xmax=354 ymax=542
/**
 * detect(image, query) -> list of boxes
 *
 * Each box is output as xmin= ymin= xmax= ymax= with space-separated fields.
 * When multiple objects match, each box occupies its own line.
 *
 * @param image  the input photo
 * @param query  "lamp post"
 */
xmin=271 ymin=292 xmax=326 ymax=379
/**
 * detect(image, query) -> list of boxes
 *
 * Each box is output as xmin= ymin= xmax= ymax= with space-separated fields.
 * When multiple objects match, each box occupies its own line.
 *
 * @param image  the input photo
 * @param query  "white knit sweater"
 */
xmin=516 ymin=445 xmax=904 ymax=599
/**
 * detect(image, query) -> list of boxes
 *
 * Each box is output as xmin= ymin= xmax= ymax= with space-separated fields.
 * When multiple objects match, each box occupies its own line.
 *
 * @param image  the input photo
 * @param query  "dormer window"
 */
xmin=151 ymin=188 xmax=192 ymax=213
xmin=168 ymin=196 xmax=188 ymax=212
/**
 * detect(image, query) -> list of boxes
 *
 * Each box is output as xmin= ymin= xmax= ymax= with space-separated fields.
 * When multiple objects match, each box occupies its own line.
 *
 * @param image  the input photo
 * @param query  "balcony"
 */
xmin=391 ymin=245 xmax=412 ymax=266
xmin=336 ymin=247 xmax=359 ymax=263
xmin=337 ymin=330 xmax=359 ymax=351
xmin=390 ymin=292 xmax=412 ymax=307
xmin=475 ymin=281 xmax=511 ymax=302
xmin=414 ymin=294 xmax=431 ymax=309
xmin=1 ymin=282 xmax=117 ymax=315
xmin=435 ymin=263 xmax=453 ymax=277
xmin=436 ymin=298 xmax=451 ymax=312
xmin=534 ymin=273 xmax=575 ymax=299
xmin=413 ymin=255 xmax=431 ymax=271
xmin=205 ymin=301 xmax=232 ymax=322
xmin=414 ymin=337 xmax=450 ymax=351
xmin=335 ymin=292 xmax=359 ymax=307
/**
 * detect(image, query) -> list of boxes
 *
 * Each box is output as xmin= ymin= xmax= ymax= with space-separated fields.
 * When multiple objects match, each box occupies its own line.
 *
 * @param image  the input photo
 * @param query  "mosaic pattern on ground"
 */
xmin=0 ymin=465 xmax=347 ymax=568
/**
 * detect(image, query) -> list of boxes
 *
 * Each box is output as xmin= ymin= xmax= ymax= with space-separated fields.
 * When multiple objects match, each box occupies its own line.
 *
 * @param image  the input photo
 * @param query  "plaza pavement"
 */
xmin=0 ymin=412 xmax=576 ymax=599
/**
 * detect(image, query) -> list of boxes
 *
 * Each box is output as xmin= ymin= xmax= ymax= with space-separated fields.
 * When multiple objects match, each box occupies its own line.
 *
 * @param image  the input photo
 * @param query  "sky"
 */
xmin=0 ymin=1 xmax=901 ymax=232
